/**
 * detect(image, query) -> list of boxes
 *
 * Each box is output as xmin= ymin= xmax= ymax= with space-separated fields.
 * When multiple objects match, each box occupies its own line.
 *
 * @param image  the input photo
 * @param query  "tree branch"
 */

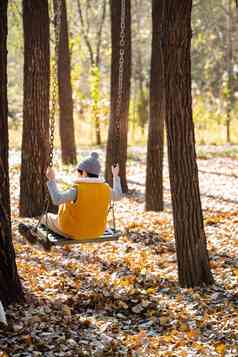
xmin=96 ymin=0 xmax=107 ymax=66
xmin=76 ymin=0 xmax=95 ymax=65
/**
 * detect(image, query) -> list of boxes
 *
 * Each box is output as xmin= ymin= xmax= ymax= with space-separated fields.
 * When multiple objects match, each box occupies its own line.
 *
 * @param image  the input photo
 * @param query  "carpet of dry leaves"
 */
xmin=0 ymin=147 xmax=238 ymax=357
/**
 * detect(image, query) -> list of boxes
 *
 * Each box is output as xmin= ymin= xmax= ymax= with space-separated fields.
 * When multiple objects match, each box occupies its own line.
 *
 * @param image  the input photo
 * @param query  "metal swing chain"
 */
xmin=35 ymin=0 xmax=62 ymax=231
xmin=114 ymin=0 xmax=126 ymax=160
xmin=111 ymin=0 xmax=126 ymax=232
xmin=49 ymin=0 xmax=62 ymax=168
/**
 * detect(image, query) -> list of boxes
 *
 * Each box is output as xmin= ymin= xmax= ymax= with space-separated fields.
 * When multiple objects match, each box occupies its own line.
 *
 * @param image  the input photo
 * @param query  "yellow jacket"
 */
xmin=58 ymin=181 xmax=111 ymax=240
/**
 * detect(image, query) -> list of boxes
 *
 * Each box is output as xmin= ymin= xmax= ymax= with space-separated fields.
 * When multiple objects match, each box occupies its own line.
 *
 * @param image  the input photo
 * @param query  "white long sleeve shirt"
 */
xmin=47 ymin=176 xmax=123 ymax=206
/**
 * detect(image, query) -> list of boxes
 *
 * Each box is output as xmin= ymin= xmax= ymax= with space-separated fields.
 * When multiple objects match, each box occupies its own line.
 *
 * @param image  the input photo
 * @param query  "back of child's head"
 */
xmin=78 ymin=152 xmax=101 ymax=177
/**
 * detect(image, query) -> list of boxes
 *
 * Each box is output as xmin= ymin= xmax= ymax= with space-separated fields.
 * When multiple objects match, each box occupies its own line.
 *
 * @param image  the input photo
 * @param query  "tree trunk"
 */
xmin=226 ymin=113 xmax=231 ymax=144
xmin=163 ymin=0 xmax=214 ymax=287
xmin=226 ymin=0 xmax=233 ymax=144
xmin=137 ymin=78 xmax=148 ymax=135
xmin=145 ymin=0 xmax=165 ymax=212
xmin=105 ymin=0 xmax=131 ymax=192
xmin=95 ymin=116 xmax=101 ymax=145
xmin=0 ymin=0 xmax=23 ymax=306
xmin=20 ymin=0 xmax=50 ymax=217
xmin=54 ymin=0 xmax=77 ymax=164
xmin=90 ymin=65 xmax=102 ymax=146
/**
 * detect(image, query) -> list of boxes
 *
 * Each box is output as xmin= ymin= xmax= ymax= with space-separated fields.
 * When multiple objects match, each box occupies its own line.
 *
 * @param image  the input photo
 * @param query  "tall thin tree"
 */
xmin=53 ymin=0 xmax=77 ymax=165
xmin=163 ymin=0 xmax=214 ymax=287
xmin=76 ymin=0 xmax=107 ymax=145
xmin=105 ymin=0 xmax=131 ymax=192
xmin=20 ymin=0 xmax=50 ymax=217
xmin=145 ymin=0 xmax=165 ymax=212
xmin=225 ymin=0 xmax=235 ymax=143
xmin=0 ymin=0 xmax=23 ymax=306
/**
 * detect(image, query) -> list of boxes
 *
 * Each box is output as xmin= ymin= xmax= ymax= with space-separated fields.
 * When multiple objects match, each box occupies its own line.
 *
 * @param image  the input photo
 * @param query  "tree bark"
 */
xmin=0 ymin=0 xmax=23 ymax=306
xmin=105 ymin=0 xmax=131 ymax=192
xmin=137 ymin=78 xmax=148 ymax=135
xmin=163 ymin=0 xmax=214 ymax=287
xmin=225 ymin=0 xmax=233 ymax=144
xmin=95 ymin=116 xmax=101 ymax=145
xmin=145 ymin=0 xmax=165 ymax=212
xmin=90 ymin=65 xmax=102 ymax=146
xmin=53 ymin=0 xmax=77 ymax=164
xmin=20 ymin=0 xmax=50 ymax=217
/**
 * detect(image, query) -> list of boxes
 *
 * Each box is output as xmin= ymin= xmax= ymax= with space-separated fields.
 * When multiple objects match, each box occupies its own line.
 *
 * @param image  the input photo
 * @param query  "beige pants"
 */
xmin=40 ymin=213 xmax=71 ymax=238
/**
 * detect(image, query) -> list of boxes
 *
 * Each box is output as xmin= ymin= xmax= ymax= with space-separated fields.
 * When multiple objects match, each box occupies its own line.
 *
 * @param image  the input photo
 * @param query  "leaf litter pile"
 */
xmin=1 ymin=148 xmax=238 ymax=357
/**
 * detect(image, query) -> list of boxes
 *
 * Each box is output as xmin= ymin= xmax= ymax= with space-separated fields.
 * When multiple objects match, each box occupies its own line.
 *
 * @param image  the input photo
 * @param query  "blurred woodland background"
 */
xmin=7 ymin=0 xmax=238 ymax=148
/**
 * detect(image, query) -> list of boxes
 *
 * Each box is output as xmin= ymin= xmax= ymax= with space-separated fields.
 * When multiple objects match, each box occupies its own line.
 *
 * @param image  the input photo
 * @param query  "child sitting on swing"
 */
xmin=43 ymin=152 xmax=122 ymax=239
xmin=20 ymin=152 xmax=122 ymax=245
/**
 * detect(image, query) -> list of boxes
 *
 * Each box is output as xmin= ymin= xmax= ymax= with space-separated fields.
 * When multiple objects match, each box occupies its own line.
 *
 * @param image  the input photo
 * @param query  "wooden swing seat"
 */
xmin=19 ymin=223 xmax=121 ymax=248
xmin=37 ymin=224 xmax=121 ymax=245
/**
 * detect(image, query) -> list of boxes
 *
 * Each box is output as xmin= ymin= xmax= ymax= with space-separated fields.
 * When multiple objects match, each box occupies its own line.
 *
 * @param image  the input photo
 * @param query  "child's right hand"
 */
xmin=46 ymin=167 xmax=56 ymax=181
xmin=111 ymin=164 xmax=119 ymax=177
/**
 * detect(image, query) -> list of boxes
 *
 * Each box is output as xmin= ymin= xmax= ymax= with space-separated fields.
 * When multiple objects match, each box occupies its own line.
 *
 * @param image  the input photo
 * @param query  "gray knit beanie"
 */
xmin=78 ymin=152 xmax=101 ymax=176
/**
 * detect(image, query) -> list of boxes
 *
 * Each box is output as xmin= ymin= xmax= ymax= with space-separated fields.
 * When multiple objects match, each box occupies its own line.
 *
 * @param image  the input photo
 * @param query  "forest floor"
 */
xmin=1 ymin=146 xmax=238 ymax=357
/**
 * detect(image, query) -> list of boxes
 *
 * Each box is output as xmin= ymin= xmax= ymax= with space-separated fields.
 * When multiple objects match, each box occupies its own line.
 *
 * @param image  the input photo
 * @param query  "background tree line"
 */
xmin=8 ymin=0 xmax=238 ymax=146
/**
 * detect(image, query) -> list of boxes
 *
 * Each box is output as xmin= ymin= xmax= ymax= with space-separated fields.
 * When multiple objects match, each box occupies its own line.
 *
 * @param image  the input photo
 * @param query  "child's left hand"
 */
xmin=111 ymin=164 xmax=119 ymax=177
xmin=46 ymin=167 xmax=56 ymax=181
